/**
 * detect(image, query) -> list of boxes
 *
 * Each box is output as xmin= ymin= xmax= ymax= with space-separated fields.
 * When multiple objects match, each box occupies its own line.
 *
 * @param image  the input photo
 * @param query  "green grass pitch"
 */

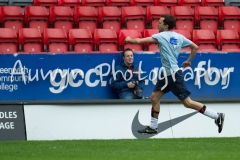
xmin=1 ymin=137 xmax=240 ymax=160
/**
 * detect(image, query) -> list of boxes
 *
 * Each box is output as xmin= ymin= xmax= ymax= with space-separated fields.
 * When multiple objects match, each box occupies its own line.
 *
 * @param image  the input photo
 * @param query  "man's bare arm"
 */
xmin=125 ymin=36 xmax=157 ymax=44
xmin=181 ymin=43 xmax=199 ymax=68
xmin=187 ymin=43 xmax=198 ymax=62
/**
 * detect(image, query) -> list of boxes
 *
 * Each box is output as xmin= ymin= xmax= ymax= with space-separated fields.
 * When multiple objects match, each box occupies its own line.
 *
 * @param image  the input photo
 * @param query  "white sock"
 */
xmin=150 ymin=117 xmax=158 ymax=129
xmin=203 ymin=108 xmax=219 ymax=120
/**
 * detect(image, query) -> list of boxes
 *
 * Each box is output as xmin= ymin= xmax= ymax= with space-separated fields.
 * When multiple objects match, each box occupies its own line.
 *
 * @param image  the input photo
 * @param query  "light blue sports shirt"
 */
xmin=152 ymin=31 xmax=192 ymax=75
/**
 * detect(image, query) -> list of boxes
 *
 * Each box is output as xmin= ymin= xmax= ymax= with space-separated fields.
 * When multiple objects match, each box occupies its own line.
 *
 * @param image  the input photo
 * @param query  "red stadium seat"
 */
xmin=81 ymin=0 xmax=105 ymax=12
xmin=24 ymin=6 xmax=49 ymax=35
xmin=58 ymin=0 xmax=81 ymax=7
xmin=195 ymin=6 xmax=218 ymax=35
xmin=218 ymin=6 xmax=240 ymax=35
xmin=19 ymin=28 xmax=43 ymax=53
xmin=0 ymin=28 xmax=18 ymax=53
xmin=193 ymin=30 xmax=217 ymax=51
xmin=178 ymin=0 xmax=201 ymax=7
xmin=106 ymin=0 xmax=130 ymax=12
xmin=172 ymin=29 xmax=192 ymax=52
xmin=33 ymin=0 xmax=58 ymax=12
xmin=98 ymin=6 xmax=121 ymax=34
xmin=106 ymin=0 xmax=130 ymax=13
xmin=74 ymin=6 xmax=98 ymax=35
xmin=0 ymin=6 xmax=24 ymax=34
xmin=154 ymin=0 xmax=177 ymax=7
xmin=217 ymin=30 xmax=240 ymax=51
xmin=201 ymin=0 xmax=225 ymax=7
xmin=69 ymin=29 xmax=94 ymax=52
xmin=82 ymin=0 xmax=105 ymax=6
xmin=143 ymin=29 xmax=158 ymax=51
xmin=146 ymin=6 xmax=170 ymax=29
xmin=130 ymin=0 xmax=155 ymax=13
xmin=49 ymin=6 xmax=74 ymax=34
xmin=106 ymin=0 xmax=130 ymax=6
xmin=44 ymin=28 xmax=69 ymax=53
xmin=119 ymin=29 xmax=143 ymax=51
xmin=34 ymin=0 xmax=58 ymax=6
xmin=171 ymin=6 xmax=195 ymax=34
xmin=122 ymin=6 xmax=146 ymax=34
xmin=94 ymin=29 xmax=118 ymax=52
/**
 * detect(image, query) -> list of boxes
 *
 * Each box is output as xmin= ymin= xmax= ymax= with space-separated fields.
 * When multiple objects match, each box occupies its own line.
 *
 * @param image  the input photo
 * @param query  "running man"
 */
xmin=124 ymin=14 xmax=225 ymax=134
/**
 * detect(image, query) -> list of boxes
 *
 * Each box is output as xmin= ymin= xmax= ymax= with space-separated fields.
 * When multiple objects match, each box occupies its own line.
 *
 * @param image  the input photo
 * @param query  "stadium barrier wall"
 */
xmin=23 ymin=102 xmax=240 ymax=140
xmin=1 ymin=102 xmax=240 ymax=141
xmin=0 ymin=52 xmax=239 ymax=102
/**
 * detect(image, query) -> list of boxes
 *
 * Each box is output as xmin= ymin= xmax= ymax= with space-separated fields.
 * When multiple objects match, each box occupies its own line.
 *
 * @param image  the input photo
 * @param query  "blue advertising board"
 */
xmin=0 ymin=52 xmax=239 ymax=101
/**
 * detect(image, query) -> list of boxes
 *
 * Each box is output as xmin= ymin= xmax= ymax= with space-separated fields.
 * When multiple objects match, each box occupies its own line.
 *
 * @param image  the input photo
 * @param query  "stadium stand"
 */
xmin=24 ymin=6 xmax=49 ymax=34
xmin=143 ymin=29 xmax=158 ymax=51
xmin=98 ymin=6 xmax=121 ymax=34
xmin=0 ymin=6 xmax=24 ymax=34
xmin=146 ymin=6 xmax=170 ymax=29
xmin=171 ymin=6 xmax=195 ymax=34
xmin=119 ymin=29 xmax=143 ymax=51
xmin=44 ymin=28 xmax=68 ymax=53
xmin=225 ymin=0 xmax=240 ymax=7
xmin=49 ymin=6 xmax=74 ymax=34
xmin=193 ymin=29 xmax=218 ymax=51
xmin=195 ymin=6 xmax=219 ymax=34
xmin=69 ymin=29 xmax=94 ymax=52
xmin=74 ymin=6 xmax=98 ymax=35
xmin=122 ymin=6 xmax=146 ymax=34
xmin=0 ymin=0 xmax=238 ymax=52
xmin=94 ymin=29 xmax=118 ymax=52
xmin=217 ymin=30 xmax=240 ymax=51
xmin=19 ymin=28 xmax=43 ymax=52
xmin=218 ymin=6 xmax=240 ymax=35
xmin=0 ymin=28 xmax=18 ymax=53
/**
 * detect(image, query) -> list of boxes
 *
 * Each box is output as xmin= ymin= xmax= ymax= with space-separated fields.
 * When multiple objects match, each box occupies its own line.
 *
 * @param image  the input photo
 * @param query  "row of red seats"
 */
xmin=34 ymin=0 xmax=225 ymax=8
xmin=0 ymin=28 xmax=239 ymax=53
xmin=0 ymin=5 xmax=239 ymax=36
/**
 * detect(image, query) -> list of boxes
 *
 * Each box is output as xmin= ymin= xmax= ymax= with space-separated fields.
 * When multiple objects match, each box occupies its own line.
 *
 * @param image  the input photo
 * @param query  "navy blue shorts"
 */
xmin=153 ymin=70 xmax=191 ymax=100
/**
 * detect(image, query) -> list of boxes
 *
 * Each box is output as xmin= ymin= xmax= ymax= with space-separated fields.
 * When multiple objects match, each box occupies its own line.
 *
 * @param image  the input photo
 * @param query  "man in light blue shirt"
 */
xmin=125 ymin=14 xmax=225 ymax=135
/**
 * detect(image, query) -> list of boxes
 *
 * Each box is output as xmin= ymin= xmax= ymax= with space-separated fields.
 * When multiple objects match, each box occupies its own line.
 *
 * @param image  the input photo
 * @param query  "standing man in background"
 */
xmin=124 ymin=14 xmax=225 ymax=134
xmin=111 ymin=48 xmax=144 ymax=99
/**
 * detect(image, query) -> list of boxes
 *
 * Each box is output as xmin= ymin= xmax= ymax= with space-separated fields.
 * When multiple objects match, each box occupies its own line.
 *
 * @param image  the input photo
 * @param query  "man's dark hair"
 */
xmin=161 ymin=14 xmax=176 ymax=30
xmin=122 ymin=48 xmax=133 ymax=57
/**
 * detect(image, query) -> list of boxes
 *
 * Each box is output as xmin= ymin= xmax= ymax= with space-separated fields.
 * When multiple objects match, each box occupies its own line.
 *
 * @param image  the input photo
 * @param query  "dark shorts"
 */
xmin=153 ymin=70 xmax=191 ymax=100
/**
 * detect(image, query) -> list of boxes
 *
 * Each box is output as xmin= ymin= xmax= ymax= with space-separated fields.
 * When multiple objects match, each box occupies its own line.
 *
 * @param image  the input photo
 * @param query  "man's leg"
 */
xmin=138 ymin=90 xmax=164 ymax=134
xmin=181 ymin=97 xmax=225 ymax=133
